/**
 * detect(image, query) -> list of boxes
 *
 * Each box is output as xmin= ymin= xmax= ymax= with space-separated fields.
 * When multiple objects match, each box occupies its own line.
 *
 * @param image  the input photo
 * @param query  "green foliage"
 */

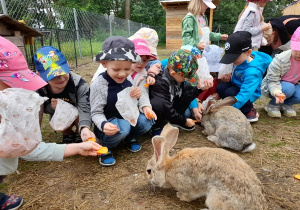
xmin=213 ymin=0 xmax=296 ymax=35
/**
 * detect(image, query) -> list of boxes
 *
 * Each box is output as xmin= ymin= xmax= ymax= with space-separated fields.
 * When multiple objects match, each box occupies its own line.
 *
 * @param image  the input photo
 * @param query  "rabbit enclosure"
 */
xmin=1 ymin=61 xmax=300 ymax=210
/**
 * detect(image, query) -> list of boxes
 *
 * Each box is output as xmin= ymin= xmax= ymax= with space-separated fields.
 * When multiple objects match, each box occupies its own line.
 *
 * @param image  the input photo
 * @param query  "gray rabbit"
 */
xmin=201 ymin=96 xmax=255 ymax=152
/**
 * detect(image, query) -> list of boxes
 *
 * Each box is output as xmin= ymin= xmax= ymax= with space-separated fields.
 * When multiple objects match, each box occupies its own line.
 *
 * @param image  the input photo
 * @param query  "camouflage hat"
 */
xmin=168 ymin=49 xmax=199 ymax=86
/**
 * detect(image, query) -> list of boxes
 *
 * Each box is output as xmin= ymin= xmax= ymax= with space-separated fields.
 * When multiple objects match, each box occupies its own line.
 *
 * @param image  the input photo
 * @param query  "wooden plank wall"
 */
xmin=165 ymin=5 xmax=187 ymax=50
xmin=282 ymin=2 xmax=300 ymax=15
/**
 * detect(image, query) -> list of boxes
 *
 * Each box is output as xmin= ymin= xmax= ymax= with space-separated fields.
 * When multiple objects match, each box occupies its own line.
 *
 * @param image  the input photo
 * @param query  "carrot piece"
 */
xmin=97 ymin=147 xmax=108 ymax=155
xmin=144 ymin=83 xmax=149 ymax=87
xmin=146 ymin=113 xmax=154 ymax=119
xmin=193 ymin=120 xmax=197 ymax=123
xmin=294 ymin=174 xmax=300 ymax=181
xmin=88 ymin=137 xmax=96 ymax=142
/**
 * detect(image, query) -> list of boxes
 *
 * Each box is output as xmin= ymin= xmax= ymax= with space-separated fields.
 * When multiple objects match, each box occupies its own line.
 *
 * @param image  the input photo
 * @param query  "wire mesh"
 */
xmin=0 ymin=0 xmax=155 ymax=69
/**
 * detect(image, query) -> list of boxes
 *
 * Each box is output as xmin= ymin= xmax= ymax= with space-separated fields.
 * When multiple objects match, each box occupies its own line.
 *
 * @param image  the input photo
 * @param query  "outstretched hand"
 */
xmin=275 ymin=93 xmax=286 ymax=104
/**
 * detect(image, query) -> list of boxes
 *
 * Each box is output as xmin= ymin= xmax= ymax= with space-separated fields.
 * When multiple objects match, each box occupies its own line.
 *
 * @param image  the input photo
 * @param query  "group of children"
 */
xmin=1 ymin=0 xmax=300 ymax=209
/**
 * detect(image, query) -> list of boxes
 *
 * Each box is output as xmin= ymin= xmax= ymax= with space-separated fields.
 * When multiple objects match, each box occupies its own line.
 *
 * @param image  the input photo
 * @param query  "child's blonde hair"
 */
xmin=188 ymin=0 xmax=203 ymax=16
xmin=238 ymin=2 xmax=264 ymax=23
xmin=263 ymin=25 xmax=273 ymax=45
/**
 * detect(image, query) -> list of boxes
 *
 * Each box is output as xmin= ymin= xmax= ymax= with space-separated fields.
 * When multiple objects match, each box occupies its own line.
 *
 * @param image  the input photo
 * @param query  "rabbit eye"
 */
xmin=147 ymin=169 xmax=151 ymax=174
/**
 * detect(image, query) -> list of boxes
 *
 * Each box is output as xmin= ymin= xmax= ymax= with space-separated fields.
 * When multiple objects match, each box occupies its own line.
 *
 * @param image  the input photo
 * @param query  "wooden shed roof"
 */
xmin=0 ymin=14 xmax=42 ymax=37
xmin=160 ymin=0 xmax=221 ymax=7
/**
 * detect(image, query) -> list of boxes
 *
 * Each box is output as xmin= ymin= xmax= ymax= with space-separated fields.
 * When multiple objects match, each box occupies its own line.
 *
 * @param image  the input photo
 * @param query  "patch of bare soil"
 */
xmin=2 ymin=62 xmax=300 ymax=210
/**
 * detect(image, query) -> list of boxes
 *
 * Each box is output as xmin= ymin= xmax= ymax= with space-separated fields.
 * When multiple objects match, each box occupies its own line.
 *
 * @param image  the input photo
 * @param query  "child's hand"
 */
xmin=192 ymin=108 xmax=202 ymax=122
xmin=197 ymin=41 xmax=206 ymax=50
xmin=261 ymin=23 xmax=272 ymax=32
xmin=275 ymin=93 xmax=286 ymax=104
xmin=143 ymin=106 xmax=157 ymax=120
xmin=80 ymin=127 xmax=96 ymax=142
xmin=130 ymin=87 xmax=141 ymax=99
xmin=186 ymin=118 xmax=195 ymax=127
xmin=148 ymin=63 xmax=162 ymax=75
xmin=198 ymin=80 xmax=213 ymax=90
xmin=51 ymin=98 xmax=58 ymax=110
xmin=212 ymin=93 xmax=220 ymax=100
xmin=197 ymin=102 xmax=204 ymax=113
xmin=78 ymin=141 xmax=102 ymax=156
xmin=146 ymin=76 xmax=156 ymax=85
xmin=64 ymin=141 xmax=101 ymax=157
xmin=221 ymin=34 xmax=228 ymax=40
xmin=220 ymin=73 xmax=231 ymax=82
xmin=103 ymin=122 xmax=119 ymax=136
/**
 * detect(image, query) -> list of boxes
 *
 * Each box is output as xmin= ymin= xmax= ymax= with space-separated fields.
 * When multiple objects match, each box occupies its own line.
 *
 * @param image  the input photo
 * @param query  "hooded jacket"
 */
xmin=232 ymin=51 xmax=272 ymax=109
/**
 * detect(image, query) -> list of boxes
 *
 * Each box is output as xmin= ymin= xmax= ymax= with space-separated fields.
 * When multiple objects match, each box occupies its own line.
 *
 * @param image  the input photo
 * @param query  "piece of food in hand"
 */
xmin=144 ymin=83 xmax=149 ymax=87
xmin=97 ymin=147 xmax=108 ymax=155
xmin=294 ymin=174 xmax=300 ymax=180
xmin=278 ymin=95 xmax=285 ymax=101
xmin=146 ymin=113 xmax=154 ymax=119
xmin=88 ymin=137 xmax=96 ymax=142
xmin=193 ymin=120 xmax=198 ymax=123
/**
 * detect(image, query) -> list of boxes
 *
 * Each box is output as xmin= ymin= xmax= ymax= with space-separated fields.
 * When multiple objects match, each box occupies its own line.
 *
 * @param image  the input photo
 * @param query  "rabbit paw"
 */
xmin=207 ymin=135 xmax=221 ymax=147
xmin=176 ymin=192 xmax=195 ymax=202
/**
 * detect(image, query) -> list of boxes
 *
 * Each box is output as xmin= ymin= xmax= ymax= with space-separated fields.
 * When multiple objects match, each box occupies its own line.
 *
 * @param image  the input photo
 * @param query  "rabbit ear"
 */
xmin=203 ymin=99 xmax=217 ymax=114
xmin=161 ymin=124 xmax=179 ymax=152
xmin=152 ymin=136 xmax=166 ymax=164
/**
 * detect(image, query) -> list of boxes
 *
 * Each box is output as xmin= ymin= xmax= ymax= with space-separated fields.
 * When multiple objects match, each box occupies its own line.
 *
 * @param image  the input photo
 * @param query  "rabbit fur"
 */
xmin=146 ymin=124 xmax=267 ymax=210
xmin=201 ymin=96 xmax=255 ymax=152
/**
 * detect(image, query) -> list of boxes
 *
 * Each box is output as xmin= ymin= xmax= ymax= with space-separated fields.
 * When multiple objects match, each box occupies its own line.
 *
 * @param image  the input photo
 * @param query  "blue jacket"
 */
xmin=232 ymin=51 xmax=272 ymax=109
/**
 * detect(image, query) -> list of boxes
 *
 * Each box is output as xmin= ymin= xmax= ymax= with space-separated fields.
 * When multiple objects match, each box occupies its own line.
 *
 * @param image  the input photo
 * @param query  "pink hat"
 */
xmin=291 ymin=26 xmax=300 ymax=51
xmin=132 ymin=39 xmax=157 ymax=60
xmin=0 ymin=36 xmax=47 ymax=91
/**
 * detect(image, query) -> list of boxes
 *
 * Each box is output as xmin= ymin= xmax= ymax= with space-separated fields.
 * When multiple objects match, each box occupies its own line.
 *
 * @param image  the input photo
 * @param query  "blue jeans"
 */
xmin=269 ymin=81 xmax=300 ymax=106
xmin=217 ymin=82 xmax=253 ymax=115
xmin=94 ymin=113 xmax=154 ymax=149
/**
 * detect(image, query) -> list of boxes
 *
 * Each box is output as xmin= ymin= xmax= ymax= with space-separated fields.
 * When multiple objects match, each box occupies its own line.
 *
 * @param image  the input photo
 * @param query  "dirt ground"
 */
xmin=1 ymin=60 xmax=300 ymax=210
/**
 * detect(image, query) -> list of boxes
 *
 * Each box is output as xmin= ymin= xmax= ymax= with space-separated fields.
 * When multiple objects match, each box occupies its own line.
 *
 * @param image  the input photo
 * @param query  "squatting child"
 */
xmin=34 ymin=46 xmax=95 ymax=143
xmin=90 ymin=36 xmax=154 ymax=167
xmin=262 ymin=26 xmax=300 ymax=118
xmin=217 ymin=31 xmax=272 ymax=122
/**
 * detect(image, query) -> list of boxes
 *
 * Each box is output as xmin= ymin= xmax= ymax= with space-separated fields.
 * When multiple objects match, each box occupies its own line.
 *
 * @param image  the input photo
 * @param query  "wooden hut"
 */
xmin=160 ymin=0 xmax=221 ymax=49
xmin=282 ymin=0 xmax=300 ymax=15
xmin=0 ymin=14 xmax=42 ymax=60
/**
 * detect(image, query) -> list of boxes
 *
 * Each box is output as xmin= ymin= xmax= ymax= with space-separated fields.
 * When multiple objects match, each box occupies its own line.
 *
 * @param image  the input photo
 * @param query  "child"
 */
xmin=149 ymin=49 xmax=212 ymax=134
xmin=34 ymin=46 xmax=95 ymax=143
xmin=181 ymin=0 xmax=228 ymax=52
xmin=262 ymin=26 xmax=300 ymax=118
xmin=0 ymin=36 xmax=101 ymax=210
xmin=217 ymin=31 xmax=272 ymax=122
xmin=234 ymin=0 xmax=272 ymax=50
xmin=90 ymin=36 xmax=154 ymax=167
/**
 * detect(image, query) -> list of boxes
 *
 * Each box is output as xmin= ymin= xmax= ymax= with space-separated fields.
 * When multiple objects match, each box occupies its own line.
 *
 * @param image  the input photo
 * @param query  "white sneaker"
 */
xmin=281 ymin=104 xmax=296 ymax=117
xmin=264 ymin=104 xmax=281 ymax=118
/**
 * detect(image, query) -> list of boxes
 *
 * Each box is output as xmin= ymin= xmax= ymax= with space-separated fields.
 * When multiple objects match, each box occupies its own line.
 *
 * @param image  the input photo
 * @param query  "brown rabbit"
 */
xmin=146 ymin=124 xmax=267 ymax=210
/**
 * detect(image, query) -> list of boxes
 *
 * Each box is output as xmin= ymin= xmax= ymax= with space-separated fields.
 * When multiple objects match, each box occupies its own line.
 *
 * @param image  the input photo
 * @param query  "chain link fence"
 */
xmin=0 ymin=0 xmax=158 ymax=69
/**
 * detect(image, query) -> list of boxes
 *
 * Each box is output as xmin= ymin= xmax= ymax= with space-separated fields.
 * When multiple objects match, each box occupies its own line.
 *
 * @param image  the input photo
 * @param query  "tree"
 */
xmin=125 ymin=0 xmax=131 ymax=20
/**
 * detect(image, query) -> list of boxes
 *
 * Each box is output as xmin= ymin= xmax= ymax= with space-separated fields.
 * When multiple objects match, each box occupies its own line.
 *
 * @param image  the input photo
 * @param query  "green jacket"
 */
xmin=181 ymin=13 xmax=221 ymax=47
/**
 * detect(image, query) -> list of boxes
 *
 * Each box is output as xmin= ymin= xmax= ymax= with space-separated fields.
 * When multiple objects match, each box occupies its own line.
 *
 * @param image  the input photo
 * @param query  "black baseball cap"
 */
xmin=220 ymin=31 xmax=252 ymax=64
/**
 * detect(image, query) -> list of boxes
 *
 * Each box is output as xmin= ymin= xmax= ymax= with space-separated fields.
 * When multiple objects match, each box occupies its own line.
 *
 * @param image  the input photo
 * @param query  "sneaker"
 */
xmin=74 ymin=133 xmax=82 ymax=143
xmin=98 ymin=151 xmax=116 ymax=166
xmin=62 ymin=134 xmax=74 ymax=144
xmin=264 ymin=104 xmax=281 ymax=118
xmin=170 ymin=123 xmax=195 ymax=131
xmin=149 ymin=127 xmax=163 ymax=136
xmin=281 ymin=104 xmax=297 ymax=117
xmin=0 ymin=194 xmax=23 ymax=210
xmin=246 ymin=108 xmax=259 ymax=122
xmin=126 ymin=138 xmax=142 ymax=153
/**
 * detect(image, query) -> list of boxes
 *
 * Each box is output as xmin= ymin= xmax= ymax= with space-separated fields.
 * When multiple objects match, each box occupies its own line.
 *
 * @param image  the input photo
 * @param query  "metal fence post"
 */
xmin=128 ymin=20 xmax=130 ymax=37
xmin=140 ymin=23 xmax=142 ymax=28
xmin=109 ymin=15 xmax=112 ymax=36
xmin=73 ymin=30 xmax=78 ymax=69
xmin=73 ymin=8 xmax=82 ymax=59
xmin=0 ymin=0 xmax=8 ymax=15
